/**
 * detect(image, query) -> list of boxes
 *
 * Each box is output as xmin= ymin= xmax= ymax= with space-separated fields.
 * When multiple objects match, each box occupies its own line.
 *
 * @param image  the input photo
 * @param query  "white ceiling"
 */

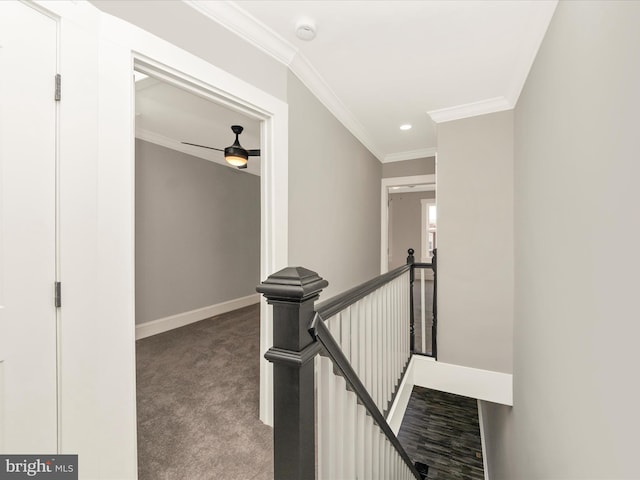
xmin=187 ymin=0 xmax=558 ymax=161
xmin=112 ymin=1 xmax=558 ymax=167
xmin=135 ymin=75 xmax=262 ymax=175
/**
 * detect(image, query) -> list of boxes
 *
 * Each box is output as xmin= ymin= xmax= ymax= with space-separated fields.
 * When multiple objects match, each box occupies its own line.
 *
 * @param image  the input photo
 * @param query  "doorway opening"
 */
xmin=381 ymin=174 xmax=436 ymax=355
xmin=132 ymin=63 xmax=271 ymax=478
xmin=381 ymin=174 xmax=436 ymax=273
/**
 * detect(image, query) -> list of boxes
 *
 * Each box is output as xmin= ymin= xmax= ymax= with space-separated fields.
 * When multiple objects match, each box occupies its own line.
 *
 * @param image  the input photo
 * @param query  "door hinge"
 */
xmin=54 ymin=281 xmax=61 ymax=308
xmin=54 ymin=74 xmax=61 ymax=101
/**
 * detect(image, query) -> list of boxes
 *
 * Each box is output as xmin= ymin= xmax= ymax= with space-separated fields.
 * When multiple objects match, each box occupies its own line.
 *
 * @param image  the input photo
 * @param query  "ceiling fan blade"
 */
xmin=181 ymin=141 xmax=224 ymax=152
xmin=247 ymin=149 xmax=261 ymax=157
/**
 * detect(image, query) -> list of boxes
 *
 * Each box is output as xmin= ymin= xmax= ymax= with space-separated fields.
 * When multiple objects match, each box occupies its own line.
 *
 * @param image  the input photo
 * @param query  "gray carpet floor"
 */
xmin=136 ymin=304 xmax=273 ymax=480
xmin=137 ymin=302 xmax=481 ymax=480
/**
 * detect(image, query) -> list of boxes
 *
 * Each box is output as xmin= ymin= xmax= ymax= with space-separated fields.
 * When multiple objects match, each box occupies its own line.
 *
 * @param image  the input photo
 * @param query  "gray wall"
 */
xmin=93 ymin=3 xmax=385 ymax=301
xmin=388 ymin=191 xmax=436 ymax=270
xmin=437 ymin=110 xmax=514 ymax=374
xmin=89 ymin=0 xmax=287 ymax=101
xmin=135 ymin=139 xmax=260 ymax=324
xmin=483 ymin=1 xmax=640 ymax=478
xmin=382 ymin=157 xmax=435 ymax=178
xmin=287 ymin=72 xmax=382 ymax=299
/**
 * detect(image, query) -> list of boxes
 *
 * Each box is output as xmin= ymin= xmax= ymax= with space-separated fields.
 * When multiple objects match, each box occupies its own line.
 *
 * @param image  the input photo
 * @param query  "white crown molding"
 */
xmin=383 ymin=147 xmax=437 ymax=164
xmin=183 ymin=0 xmax=385 ymax=161
xmin=182 ymin=0 xmax=297 ymax=65
xmin=289 ymin=53 xmax=384 ymax=161
xmin=427 ymin=96 xmax=513 ymax=124
xmin=135 ymin=128 xmax=260 ymax=176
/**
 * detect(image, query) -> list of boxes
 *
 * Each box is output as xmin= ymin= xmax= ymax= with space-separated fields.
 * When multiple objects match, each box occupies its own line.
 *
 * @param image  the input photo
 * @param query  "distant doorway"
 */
xmin=381 ymin=175 xmax=436 ymax=273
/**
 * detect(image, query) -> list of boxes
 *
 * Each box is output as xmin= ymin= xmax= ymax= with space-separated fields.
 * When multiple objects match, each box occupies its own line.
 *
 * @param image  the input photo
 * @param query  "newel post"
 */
xmin=407 ymin=248 xmax=416 ymax=352
xmin=257 ymin=267 xmax=328 ymax=480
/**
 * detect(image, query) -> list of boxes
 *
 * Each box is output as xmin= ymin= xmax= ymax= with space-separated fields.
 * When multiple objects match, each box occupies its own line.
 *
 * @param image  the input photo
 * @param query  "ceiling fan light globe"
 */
xmin=226 ymin=155 xmax=248 ymax=167
xmin=225 ymin=145 xmax=248 ymax=167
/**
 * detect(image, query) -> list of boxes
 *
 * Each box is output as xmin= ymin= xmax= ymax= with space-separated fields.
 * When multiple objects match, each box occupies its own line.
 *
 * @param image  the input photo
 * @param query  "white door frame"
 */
xmin=421 ymin=198 xmax=437 ymax=262
xmin=17 ymin=2 xmax=287 ymax=474
xmin=130 ymin=53 xmax=287 ymax=426
xmin=381 ymin=174 xmax=436 ymax=273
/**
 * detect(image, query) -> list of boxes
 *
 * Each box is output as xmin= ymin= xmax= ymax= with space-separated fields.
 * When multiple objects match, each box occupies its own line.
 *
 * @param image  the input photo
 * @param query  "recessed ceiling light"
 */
xmin=400 ymin=124 xmax=412 ymax=131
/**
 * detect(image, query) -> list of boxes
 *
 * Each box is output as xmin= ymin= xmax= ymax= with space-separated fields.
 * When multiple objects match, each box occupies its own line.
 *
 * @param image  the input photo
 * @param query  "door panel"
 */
xmin=0 ymin=1 xmax=58 ymax=452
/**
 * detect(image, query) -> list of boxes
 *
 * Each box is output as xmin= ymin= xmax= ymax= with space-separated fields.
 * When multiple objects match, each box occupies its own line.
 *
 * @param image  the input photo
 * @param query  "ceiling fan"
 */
xmin=182 ymin=125 xmax=260 ymax=169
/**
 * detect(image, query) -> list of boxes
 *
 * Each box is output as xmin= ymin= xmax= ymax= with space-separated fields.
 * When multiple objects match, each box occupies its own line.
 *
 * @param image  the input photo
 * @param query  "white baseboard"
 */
xmin=412 ymin=355 xmax=513 ymax=406
xmin=135 ymin=293 xmax=260 ymax=340
xmin=386 ymin=356 xmax=512 ymax=438
xmin=386 ymin=356 xmax=435 ymax=434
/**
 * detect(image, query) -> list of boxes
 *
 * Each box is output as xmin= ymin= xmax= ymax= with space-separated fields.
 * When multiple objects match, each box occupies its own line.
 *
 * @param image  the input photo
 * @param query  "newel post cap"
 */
xmin=257 ymin=266 xmax=328 ymax=303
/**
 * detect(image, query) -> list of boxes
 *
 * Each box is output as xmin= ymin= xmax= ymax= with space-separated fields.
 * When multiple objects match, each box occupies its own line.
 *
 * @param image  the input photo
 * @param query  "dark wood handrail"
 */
xmin=413 ymin=262 xmax=433 ymax=269
xmin=310 ymin=313 xmax=422 ymax=480
xmin=315 ymin=264 xmax=410 ymax=319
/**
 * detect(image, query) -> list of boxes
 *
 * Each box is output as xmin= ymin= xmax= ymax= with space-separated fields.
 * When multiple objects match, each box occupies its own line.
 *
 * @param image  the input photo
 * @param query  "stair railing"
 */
xmin=407 ymin=248 xmax=437 ymax=358
xmin=258 ymin=265 xmax=425 ymax=480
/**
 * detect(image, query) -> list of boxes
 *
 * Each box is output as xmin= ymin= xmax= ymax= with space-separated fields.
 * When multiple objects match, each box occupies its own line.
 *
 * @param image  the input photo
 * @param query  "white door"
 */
xmin=0 ymin=1 xmax=58 ymax=452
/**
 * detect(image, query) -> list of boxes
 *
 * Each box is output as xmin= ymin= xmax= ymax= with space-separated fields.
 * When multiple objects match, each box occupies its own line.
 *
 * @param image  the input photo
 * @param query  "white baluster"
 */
xmin=359 ymin=297 xmax=365 ymax=385
xmin=383 ymin=434 xmax=389 ymax=479
xmin=343 ymin=388 xmax=356 ymax=479
xmin=332 ymin=371 xmax=344 ymax=480
xmin=355 ymin=403 xmax=366 ymax=480
xmin=351 ymin=301 xmax=359 ymax=375
xmin=373 ymin=290 xmax=380 ymax=409
xmin=377 ymin=290 xmax=383 ymax=410
xmin=382 ymin=284 xmax=389 ymax=408
xmin=364 ymin=295 xmax=372 ymax=395
xmin=317 ymin=356 xmax=329 ymax=480
xmin=371 ymin=427 xmax=380 ymax=480
xmin=396 ymin=278 xmax=401 ymax=387
xmin=342 ymin=306 xmax=351 ymax=362
xmin=364 ymin=415 xmax=373 ymax=480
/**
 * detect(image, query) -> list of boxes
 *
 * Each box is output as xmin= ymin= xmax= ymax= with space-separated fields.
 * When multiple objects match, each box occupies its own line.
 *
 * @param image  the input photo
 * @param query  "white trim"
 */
xmin=389 ymin=184 xmax=435 ymax=194
xmin=386 ymin=356 xmax=434 ymax=435
xmin=183 ymin=0 xmax=297 ymax=66
xmin=135 ymin=128 xmax=260 ymax=176
xmin=477 ymin=400 xmax=491 ymax=480
xmin=381 ymin=174 xmax=436 ymax=273
xmin=183 ymin=0 xmax=385 ymax=162
xmin=99 ymin=11 xmax=289 ymax=427
xmin=412 ymin=355 xmax=513 ymax=405
xmin=289 ymin=53 xmax=384 ymax=161
xmin=386 ymin=368 xmax=414 ymax=435
xmin=386 ymin=354 xmax=512 ymax=444
xmin=427 ymin=97 xmax=512 ymax=124
xmin=383 ymin=148 xmax=437 ymax=163
xmin=135 ymin=294 xmax=260 ymax=340
xmin=421 ymin=198 xmax=437 ymax=263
